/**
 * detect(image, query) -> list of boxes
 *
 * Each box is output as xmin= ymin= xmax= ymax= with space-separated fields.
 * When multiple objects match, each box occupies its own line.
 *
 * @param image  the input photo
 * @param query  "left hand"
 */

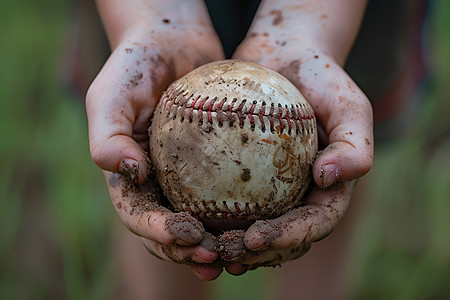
xmin=218 ymin=8 xmax=373 ymax=274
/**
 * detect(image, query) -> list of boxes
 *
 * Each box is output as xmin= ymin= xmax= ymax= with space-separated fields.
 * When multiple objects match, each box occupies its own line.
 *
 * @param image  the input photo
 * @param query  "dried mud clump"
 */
xmin=218 ymin=230 xmax=246 ymax=261
xmin=166 ymin=212 xmax=205 ymax=244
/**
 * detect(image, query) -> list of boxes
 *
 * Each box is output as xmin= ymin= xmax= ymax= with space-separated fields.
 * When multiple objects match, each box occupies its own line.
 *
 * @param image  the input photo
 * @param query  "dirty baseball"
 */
xmin=149 ymin=60 xmax=318 ymax=230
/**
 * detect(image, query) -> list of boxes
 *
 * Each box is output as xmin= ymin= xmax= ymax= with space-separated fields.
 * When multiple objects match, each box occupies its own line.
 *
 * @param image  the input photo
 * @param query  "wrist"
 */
xmin=96 ymin=0 xmax=214 ymax=49
xmin=248 ymin=0 xmax=367 ymax=65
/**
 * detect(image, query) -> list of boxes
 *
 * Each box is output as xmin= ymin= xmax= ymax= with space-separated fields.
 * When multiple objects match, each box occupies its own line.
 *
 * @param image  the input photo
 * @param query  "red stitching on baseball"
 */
xmin=227 ymin=98 xmax=237 ymax=127
xmin=174 ymin=193 xmax=298 ymax=220
xmin=260 ymin=101 xmax=267 ymax=132
xmin=296 ymin=105 xmax=305 ymax=130
xmin=237 ymin=99 xmax=247 ymax=128
xmin=197 ymin=96 xmax=209 ymax=126
xmin=248 ymin=101 xmax=257 ymax=130
xmin=188 ymin=96 xmax=200 ymax=123
xmin=234 ymin=202 xmax=241 ymax=213
xmin=206 ymin=97 xmax=216 ymax=124
xmin=162 ymin=89 xmax=315 ymax=135
xmin=269 ymin=103 xmax=275 ymax=133
xmin=277 ymin=103 xmax=285 ymax=133
xmin=286 ymin=105 xmax=292 ymax=134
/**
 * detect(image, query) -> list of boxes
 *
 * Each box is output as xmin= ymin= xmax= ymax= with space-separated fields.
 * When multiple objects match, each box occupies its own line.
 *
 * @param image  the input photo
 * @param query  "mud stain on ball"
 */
xmin=240 ymin=168 xmax=251 ymax=182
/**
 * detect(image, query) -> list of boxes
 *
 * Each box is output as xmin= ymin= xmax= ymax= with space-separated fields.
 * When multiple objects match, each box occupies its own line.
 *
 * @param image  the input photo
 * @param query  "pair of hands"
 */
xmin=86 ymin=1 xmax=373 ymax=280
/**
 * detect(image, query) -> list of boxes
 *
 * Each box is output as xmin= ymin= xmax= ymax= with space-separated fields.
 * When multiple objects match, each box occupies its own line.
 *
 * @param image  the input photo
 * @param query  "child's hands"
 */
xmin=89 ymin=0 xmax=372 ymax=280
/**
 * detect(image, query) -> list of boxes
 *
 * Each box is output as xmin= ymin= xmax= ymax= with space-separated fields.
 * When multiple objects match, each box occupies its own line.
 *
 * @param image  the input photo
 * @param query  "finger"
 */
xmin=238 ymin=244 xmax=311 ymax=268
xmin=277 ymin=54 xmax=374 ymax=187
xmin=225 ymin=262 xmax=249 ymax=276
xmin=217 ymin=230 xmax=247 ymax=261
xmin=244 ymin=180 xmax=356 ymax=251
xmin=105 ymin=171 xmax=205 ymax=246
xmin=217 ymin=229 xmax=308 ymax=268
xmin=191 ymin=264 xmax=223 ymax=281
xmin=143 ymin=239 xmax=223 ymax=280
xmin=142 ymin=238 xmax=218 ymax=264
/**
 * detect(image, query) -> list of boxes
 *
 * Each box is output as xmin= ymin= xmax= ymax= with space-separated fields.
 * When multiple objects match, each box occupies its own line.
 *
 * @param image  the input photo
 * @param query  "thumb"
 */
xmin=86 ymin=75 xmax=150 ymax=184
xmin=277 ymin=55 xmax=374 ymax=188
xmin=310 ymin=68 xmax=373 ymax=188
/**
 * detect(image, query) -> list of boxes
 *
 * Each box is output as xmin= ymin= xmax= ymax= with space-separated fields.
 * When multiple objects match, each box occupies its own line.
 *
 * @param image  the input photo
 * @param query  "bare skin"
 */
xmin=88 ymin=0 xmax=226 ymax=280
xmin=220 ymin=0 xmax=373 ymax=273
xmin=87 ymin=0 xmax=373 ymax=280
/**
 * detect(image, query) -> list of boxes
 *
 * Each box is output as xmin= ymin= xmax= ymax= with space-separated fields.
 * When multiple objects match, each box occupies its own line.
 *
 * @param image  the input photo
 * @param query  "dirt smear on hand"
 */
xmin=218 ymin=230 xmax=246 ymax=261
xmin=246 ymin=219 xmax=283 ymax=249
xmin=279 ymin=60 xmax=301 ymax=87
xmin=269 ymin=10 xmax=284 ymax=26
xmin=200 ymin=232 xmax=219 ymax=252
xmin=166 ymin=212 xmax=205 ymax=245
xmin=117 ymin=174 xmax=161 ymax=216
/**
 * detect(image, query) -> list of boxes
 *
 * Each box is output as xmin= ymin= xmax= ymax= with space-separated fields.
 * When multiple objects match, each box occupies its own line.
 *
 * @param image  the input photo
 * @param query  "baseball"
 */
xmin=149 ymin=60 xmax=318 ymax=230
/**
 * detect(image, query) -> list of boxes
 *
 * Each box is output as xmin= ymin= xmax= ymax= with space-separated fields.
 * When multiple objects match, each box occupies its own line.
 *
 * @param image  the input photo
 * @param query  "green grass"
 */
xmin=1 ymin=0 xmax=450 ymax=299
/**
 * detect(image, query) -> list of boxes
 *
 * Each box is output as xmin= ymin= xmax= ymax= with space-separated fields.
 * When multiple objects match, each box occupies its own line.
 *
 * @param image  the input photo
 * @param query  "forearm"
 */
xmin=251 ymin=0 xmax=368 ymax=65
xmin=95 ymin=0 xmax=212 ymax=49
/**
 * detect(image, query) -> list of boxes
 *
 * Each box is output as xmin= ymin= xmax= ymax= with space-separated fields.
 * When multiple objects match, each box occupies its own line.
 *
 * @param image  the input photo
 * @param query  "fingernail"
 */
xmin=249 ymin=243 xmax=269 ymax=251
xmin=192 ymin=254 xmax=211 ymax=264
xmin=120 ymin=158 xmax=139 ymax=183
xmin=226 ymin=262 xmax=249 ymax=276
xmin=320 ymin=164 xmax=341 ymax=188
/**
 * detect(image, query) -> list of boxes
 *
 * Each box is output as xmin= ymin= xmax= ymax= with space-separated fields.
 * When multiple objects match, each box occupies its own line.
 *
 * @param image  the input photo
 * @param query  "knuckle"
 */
xmin=358 ymin=153 xmax=373 ymax=176
xmin=89 ymin=141 xmax=106 ymax=169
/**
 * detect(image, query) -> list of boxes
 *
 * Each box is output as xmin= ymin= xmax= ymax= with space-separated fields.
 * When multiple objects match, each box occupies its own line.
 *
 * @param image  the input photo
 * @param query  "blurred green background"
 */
xmin=1 ymin=0 xmax=449 ymax=299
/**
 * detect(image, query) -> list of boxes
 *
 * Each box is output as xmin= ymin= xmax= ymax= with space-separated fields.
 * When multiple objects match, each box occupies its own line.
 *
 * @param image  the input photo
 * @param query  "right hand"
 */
xmin=86 ymin=5 xmax=225 ymax=280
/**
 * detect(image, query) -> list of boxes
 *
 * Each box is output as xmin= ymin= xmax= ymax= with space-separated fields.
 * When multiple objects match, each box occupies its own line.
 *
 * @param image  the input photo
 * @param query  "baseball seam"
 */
xmin=161 ymin=89 xmax=316 ymax=135
xmin=178 ymin=198 xmax=293 ymax=220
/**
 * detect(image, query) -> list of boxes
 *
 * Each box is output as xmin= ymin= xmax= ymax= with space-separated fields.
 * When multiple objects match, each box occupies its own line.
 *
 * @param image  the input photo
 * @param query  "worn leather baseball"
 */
xmin=149 ymin=60 xmax=318 ymax=230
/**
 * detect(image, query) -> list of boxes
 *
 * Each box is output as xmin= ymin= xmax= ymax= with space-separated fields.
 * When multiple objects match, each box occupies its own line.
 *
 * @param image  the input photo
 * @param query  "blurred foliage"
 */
xmin=0 ymin=0 xmax=116 ymax=299
xmin=0 ymin=0 xmax=449 ymax=299
xmin=347 ymin=1 xmax=450 ymax=299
